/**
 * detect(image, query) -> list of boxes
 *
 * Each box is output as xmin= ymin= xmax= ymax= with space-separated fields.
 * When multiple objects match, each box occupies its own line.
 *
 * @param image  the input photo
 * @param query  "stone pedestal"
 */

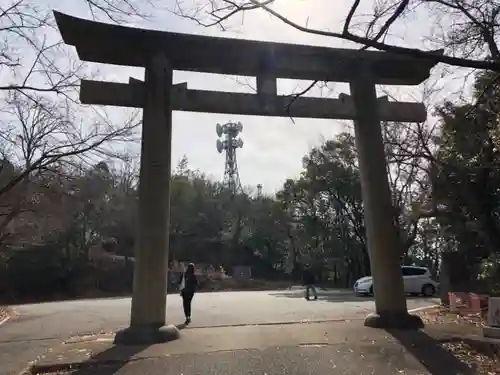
xmin=114 ymin=324 xmax=180 ymax=345
xmin=350 ymin=72 xmax=423 ymax=330
xmin=364 ymin=312 xmax=424 ymax=330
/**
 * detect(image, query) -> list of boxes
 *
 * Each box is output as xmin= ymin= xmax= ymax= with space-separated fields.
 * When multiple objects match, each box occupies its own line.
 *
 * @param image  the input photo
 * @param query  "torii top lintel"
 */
xmin=54 ymin=11 xmax=438 ymax=86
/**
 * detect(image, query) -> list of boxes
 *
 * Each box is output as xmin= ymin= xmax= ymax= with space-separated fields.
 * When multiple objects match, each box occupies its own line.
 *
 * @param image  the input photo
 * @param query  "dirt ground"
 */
xmin=416 ymin=306 xmax=500 ymax=375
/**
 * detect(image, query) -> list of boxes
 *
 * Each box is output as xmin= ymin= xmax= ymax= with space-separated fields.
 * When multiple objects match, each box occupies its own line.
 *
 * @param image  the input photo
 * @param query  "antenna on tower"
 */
xmin=216 ymin=121 xmax=244 ymax=195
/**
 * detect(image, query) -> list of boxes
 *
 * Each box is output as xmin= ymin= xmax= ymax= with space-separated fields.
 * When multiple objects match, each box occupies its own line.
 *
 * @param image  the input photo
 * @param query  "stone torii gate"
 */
xmin=53 ymin=11 xmax=439 ymax=344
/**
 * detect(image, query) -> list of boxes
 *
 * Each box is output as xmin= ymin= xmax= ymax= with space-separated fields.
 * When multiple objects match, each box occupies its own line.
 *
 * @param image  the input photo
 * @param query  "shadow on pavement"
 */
xmin=60 ymin=323 xmax=188 ymax=375
xmin=67 ymin=343 xmax=146 ymax=375
xmin=269 ymin=290 xmax=425 ymax=303
xmin=387 ymin=329 xmax=475 ymax=375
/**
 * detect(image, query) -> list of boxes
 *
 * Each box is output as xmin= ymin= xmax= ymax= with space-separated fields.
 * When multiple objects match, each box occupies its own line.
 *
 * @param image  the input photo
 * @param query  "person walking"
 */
xmin=178 ymin=263 xmax=198 ymax=325
xmin=302 ymin=265 xmax=318 ymax=301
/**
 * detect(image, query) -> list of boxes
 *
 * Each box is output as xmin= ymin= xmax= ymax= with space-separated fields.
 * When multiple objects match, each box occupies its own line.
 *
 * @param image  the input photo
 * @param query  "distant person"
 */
xmin=302 ymin=265 xmax=318 ymax=301
xmin=178 ymin=263 xmax=198 ymax=325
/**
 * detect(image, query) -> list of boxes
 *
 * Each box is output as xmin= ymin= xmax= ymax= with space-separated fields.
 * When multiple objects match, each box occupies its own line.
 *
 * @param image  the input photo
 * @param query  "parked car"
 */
xmin=353 ymin=266 xmax=439 ymax=297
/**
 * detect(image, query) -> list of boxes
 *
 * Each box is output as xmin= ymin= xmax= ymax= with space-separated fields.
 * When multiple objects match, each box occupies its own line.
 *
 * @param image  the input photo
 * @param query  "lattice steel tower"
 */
xmin=216 ymin=121 xmax=243 ymax=195
xmin=256 ymin=184 xmax=263 ymax=199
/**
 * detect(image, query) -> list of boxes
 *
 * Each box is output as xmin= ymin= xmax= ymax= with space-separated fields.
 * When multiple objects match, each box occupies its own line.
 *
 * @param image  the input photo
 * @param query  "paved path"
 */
xmin=0 ymin=289 xmax=437 ymax=375
xmin=30 ymin=321 xmax=469 ymax=375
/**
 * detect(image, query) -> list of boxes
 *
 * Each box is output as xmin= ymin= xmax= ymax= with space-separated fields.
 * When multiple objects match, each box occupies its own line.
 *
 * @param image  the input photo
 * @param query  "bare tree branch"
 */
xmin=177 ymin=0 xmax=500 ymax=71
xmin=343 ymin=0 xmax=362 ymax=35
xmin=359 ymin=0 xmax=410 ymax=50
xmin=0 ymin=92 xmax=140 ymax=239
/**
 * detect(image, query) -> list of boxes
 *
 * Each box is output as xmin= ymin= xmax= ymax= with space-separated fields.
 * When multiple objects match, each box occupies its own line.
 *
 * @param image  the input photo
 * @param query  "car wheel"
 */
xmin=369 ymin=286 xmax=374 ymax=296
xmin=421 ymin=284 xmax=435 ymax=297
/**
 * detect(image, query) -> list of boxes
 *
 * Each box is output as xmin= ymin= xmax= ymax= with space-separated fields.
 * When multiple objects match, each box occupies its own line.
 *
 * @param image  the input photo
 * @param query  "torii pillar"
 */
xmin=114 ymin=53 xmax=180 ymax=344
xmin=349 ymin=69 xmax=423 ymax=329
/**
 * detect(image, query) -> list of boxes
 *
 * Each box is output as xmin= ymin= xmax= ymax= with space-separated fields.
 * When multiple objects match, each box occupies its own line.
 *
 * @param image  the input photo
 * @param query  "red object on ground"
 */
xmin=449 ymin=292 xmax=487 ymax=315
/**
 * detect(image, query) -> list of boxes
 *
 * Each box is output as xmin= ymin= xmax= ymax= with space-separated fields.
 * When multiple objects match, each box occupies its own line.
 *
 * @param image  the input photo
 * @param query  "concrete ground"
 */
xmin=28 ymin=321 xmax=479 ymax=375
xmin=0 ymin=289 xmax=438 ymax=375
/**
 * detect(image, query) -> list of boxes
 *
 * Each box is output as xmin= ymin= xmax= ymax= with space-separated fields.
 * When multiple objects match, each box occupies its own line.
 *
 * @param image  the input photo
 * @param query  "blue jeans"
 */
xmin=305 ymin=284 xmax=317 ymax=299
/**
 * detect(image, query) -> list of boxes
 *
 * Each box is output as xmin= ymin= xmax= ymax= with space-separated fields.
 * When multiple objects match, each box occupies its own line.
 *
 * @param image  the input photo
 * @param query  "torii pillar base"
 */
xmin=364 ymin=312 xmax=424 ymax=330
xmin=114 ymin=325 xmax=180 ymax=346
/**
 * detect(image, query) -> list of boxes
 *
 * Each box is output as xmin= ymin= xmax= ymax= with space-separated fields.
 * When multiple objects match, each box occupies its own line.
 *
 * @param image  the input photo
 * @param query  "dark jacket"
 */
xmin=302 ymin=269 xmax=316 ymax=285
xmin=179 ymin=272 xmax=198 ymax=294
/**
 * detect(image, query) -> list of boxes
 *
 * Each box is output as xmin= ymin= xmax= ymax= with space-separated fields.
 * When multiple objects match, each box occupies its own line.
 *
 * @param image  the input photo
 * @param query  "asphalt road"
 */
xmin=0 ymin=289 xmax=438 ymax=375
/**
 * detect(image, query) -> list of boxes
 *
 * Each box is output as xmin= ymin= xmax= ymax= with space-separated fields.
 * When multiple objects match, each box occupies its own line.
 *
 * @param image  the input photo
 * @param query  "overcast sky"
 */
xmin=47 ymin=0 xmax=460 ymax=194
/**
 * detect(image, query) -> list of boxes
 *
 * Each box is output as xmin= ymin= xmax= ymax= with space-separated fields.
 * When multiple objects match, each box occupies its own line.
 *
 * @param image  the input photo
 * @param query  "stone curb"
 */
xmin=29 ymin=358 xmax=133 ymax=374
xmin=408 ymin=304 xmax=440 ymax=313
xmin=61 ymin=318 xmax=367 ymax=345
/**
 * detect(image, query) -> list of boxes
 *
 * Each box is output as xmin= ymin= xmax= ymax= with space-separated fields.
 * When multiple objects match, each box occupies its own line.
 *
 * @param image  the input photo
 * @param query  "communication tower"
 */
xmin=216 ymin=121 xmax=244 ymax=195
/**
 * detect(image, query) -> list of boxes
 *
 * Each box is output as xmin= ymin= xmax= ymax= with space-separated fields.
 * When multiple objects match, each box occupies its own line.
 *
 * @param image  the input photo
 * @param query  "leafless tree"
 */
xmin=0 ymin=0 xmax=157 ymax=243
xmin=0 ymin=0 xmax=160 ymax=101
xmin=0 ymin=91 xmax=140 ymax=243
xmin=173 ymin=0 xmax=500 ymax=71
xmin=83 ymin=0 xmax=156 ymax=22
